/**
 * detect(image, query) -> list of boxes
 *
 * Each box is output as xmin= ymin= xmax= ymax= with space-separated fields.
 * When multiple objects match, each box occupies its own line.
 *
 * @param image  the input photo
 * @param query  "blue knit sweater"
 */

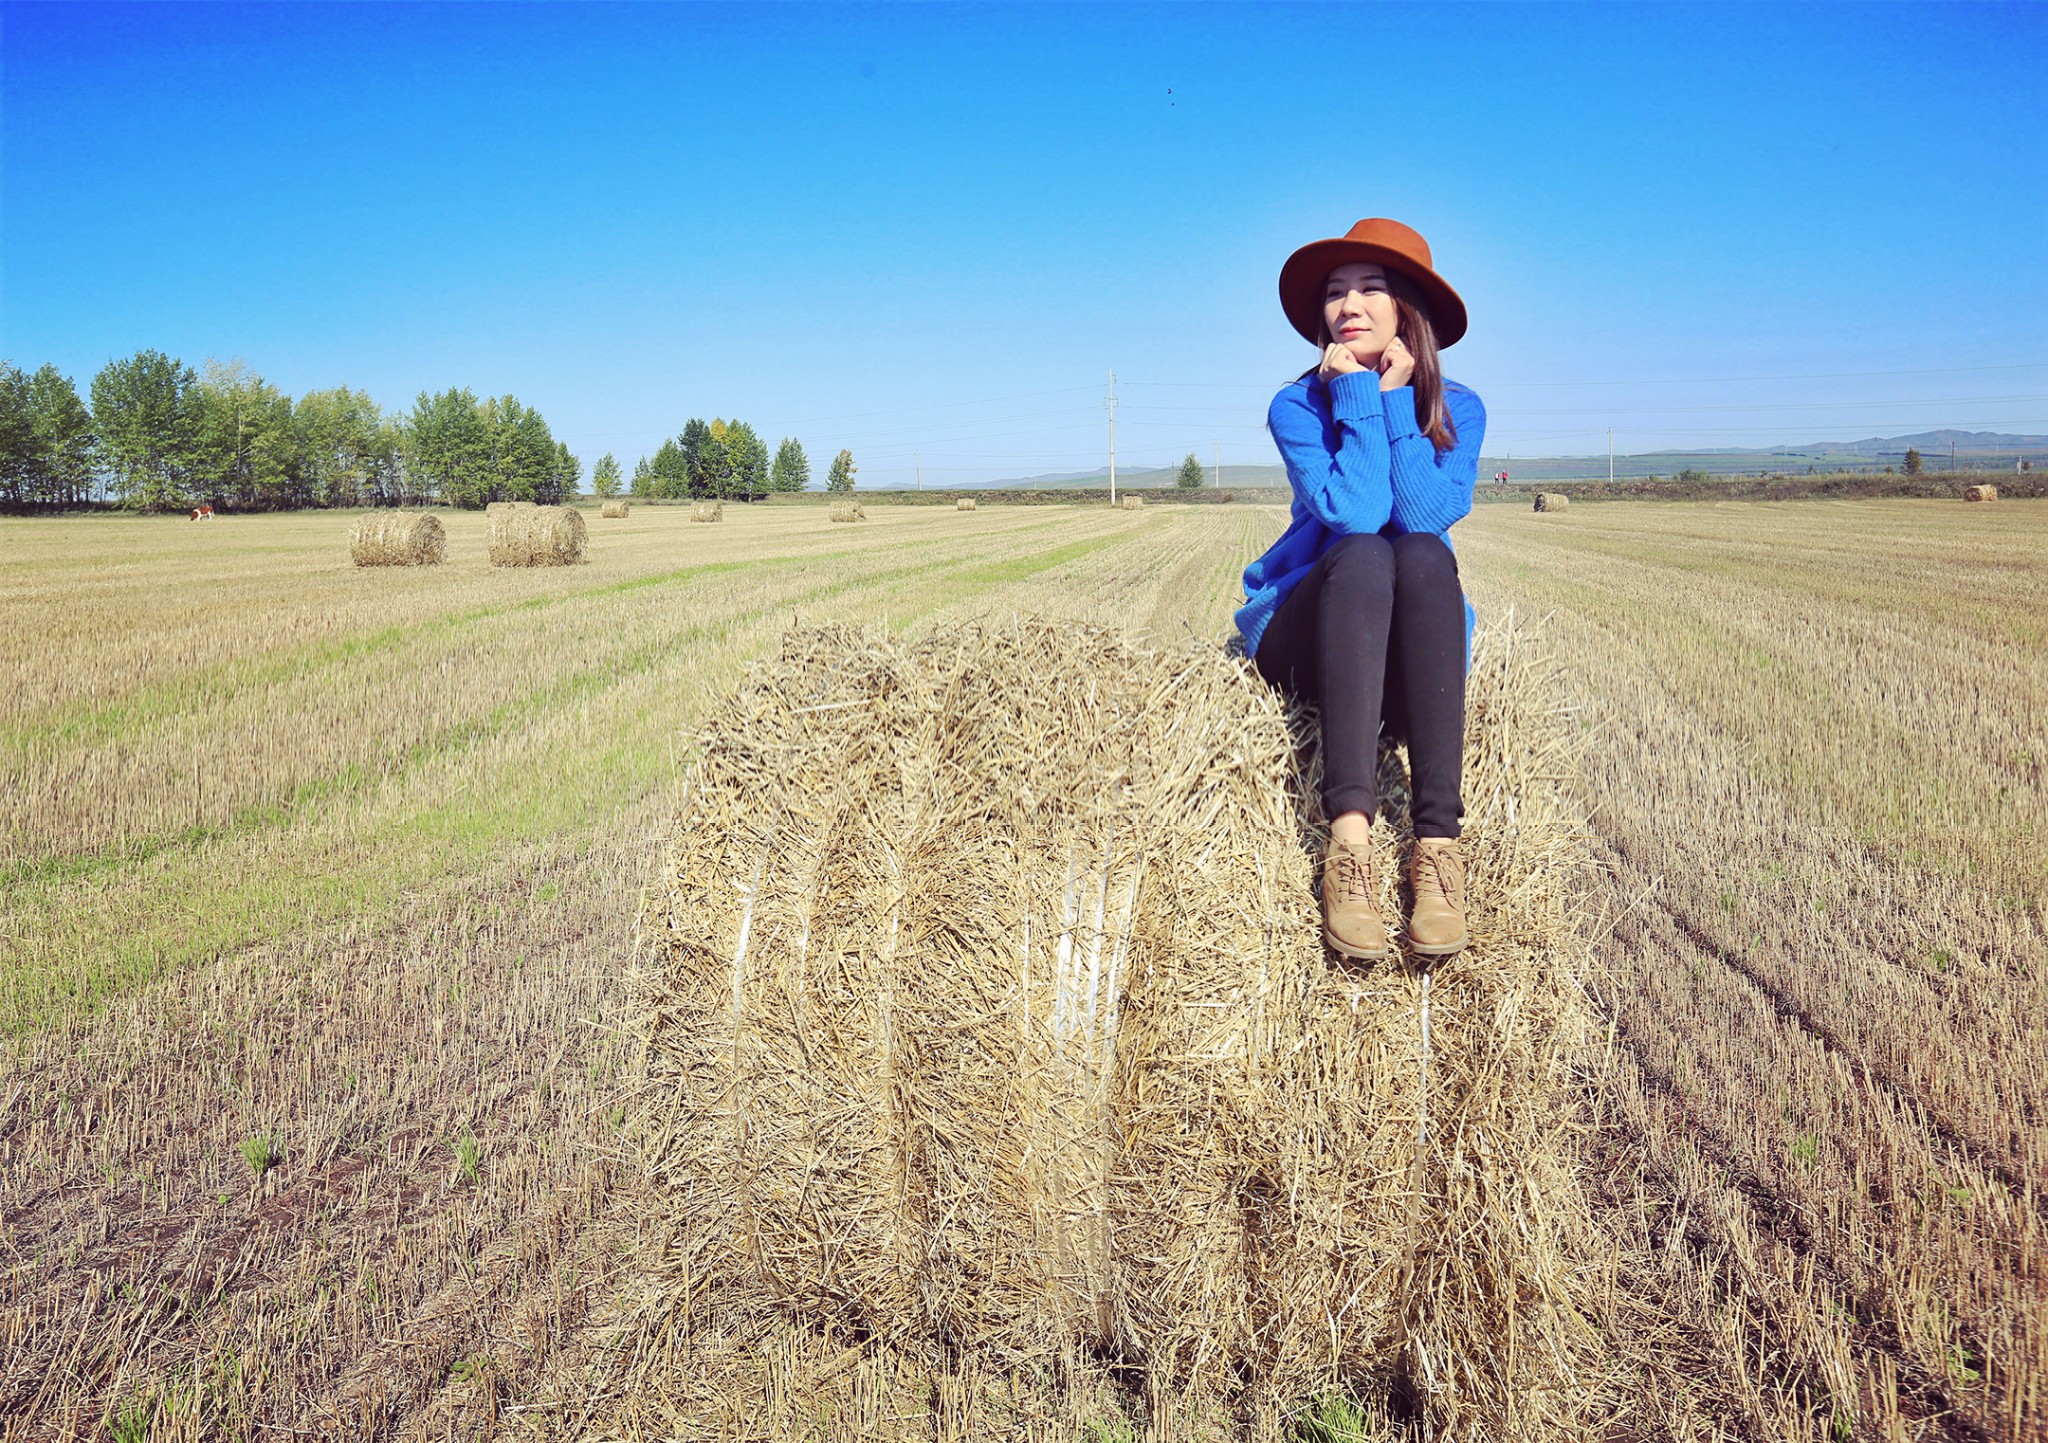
xmin=1236 ymin=369 xmax=1487 ymax=666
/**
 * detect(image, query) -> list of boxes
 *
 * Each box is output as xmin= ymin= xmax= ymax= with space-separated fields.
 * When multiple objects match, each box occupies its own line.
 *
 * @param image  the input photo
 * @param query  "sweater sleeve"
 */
xmin=1267 ymin=371 xmax=1393 ymax=536
xmin=1382 ymin=383 xmax=1486 ymax=537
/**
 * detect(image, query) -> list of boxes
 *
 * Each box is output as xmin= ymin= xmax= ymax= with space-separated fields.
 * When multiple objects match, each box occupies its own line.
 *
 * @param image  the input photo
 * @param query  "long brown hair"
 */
xmin=1313 ymin=269 xmax=1458 ymax=454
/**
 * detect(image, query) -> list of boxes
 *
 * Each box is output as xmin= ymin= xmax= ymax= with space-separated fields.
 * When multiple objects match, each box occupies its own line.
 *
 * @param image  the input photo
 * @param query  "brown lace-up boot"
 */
xmin=1408 ymin=837 xmax=1469 ymax=956
xmin=1322 ymin=837 xmax=1388 ymax=961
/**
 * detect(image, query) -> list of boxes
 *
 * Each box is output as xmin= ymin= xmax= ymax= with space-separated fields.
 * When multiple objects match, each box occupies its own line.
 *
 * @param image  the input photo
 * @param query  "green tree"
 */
xmin=629 ymin=455 xmax=655 ymax=497
xmin=1176 ymin=452 xmax=1204 ymax=489
xmin=191 ymin=361 xmax=301 ymax=510
xmin=479 ymin=396 xmax=559 ymax=503
xmin=771 ymin=437 xmax=810 ymax=492
xmin=554 ymin=440 xmax=580 ymax=500
xmin=592 ymin=452 xmax=622 ymax=499
xmin=826 ymin=448 xmax=857 ymax=494
xmin=700 ymin=419 xmax=738 ymax=499
xmin=296 ymin=386 xmax=394 ymax=508
xmin=0 ymin=366 xmax=36 ymax=508
xmin=92 ymin=349 xmax=198 ymax=510
xmin=650 ymin=437 xmax=689 ymax=498
xmin=678 ymin=418 xmax=712 ymax=497
xmin=405 ymin=388 xmax=490 ymax=507
xmin=21 ymin=365 xmax=97 ymax=507
xmin=726 ymin=420 xmax=769 ymax=498
xmin=1903 ymin=447 xmax=1923 ymax=475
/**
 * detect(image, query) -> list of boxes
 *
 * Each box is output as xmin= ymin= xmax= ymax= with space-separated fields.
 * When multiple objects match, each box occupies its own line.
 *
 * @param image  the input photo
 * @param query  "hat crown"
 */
xmin=1340 ymin=218 xmax=1432 ymax=271
xmin=1276 ymin=217 xmax=1467 ymax=348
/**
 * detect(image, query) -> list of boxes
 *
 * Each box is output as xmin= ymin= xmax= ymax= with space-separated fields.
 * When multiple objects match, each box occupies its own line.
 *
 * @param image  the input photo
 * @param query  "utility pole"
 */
xmin=1950 ymin=438 xmax=1956 ymax=472
xmin=1608 ymin=428 xmax=1615 ymax=484
xmin=916 ymin=449 xmax=922 ymax=491
xmin=1107 ymin=369 xmax=1117 ymax=505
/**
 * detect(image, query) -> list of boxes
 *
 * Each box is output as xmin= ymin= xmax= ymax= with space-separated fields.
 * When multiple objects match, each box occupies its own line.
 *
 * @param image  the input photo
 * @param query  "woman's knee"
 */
xmin=1391 ymin=531 xmax=1458 ymax=589
xmin=1323 ymin=531 xmax=1395 ymax=578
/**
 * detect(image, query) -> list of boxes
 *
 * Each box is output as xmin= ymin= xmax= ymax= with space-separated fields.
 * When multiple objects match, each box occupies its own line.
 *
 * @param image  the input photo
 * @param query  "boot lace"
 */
xmin=1415 ymin=844 xmax=1467 ymax=907
xmin=1326 ymin=844 xmax=1374 ymax=905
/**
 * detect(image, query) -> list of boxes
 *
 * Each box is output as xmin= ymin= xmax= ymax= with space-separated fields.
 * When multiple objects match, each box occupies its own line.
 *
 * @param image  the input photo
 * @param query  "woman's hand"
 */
xmin=1377 ymin=336 xmax=1415 ymax=391
xmin=1319 ymin=343 xmax=1366 ymax=382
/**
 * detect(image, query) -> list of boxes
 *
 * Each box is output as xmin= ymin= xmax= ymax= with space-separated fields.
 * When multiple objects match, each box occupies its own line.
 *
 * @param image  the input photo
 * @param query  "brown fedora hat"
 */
xmin=1279 ymin=217 xmax=1468 ymax=349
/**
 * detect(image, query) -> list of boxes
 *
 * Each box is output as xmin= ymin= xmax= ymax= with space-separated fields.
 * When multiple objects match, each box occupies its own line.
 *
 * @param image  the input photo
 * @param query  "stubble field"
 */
xmin=0 ymin=497 xmax=2041 ymax=1440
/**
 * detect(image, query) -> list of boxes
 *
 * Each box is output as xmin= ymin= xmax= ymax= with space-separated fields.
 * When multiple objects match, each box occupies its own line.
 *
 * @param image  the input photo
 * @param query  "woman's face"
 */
xmin=1323 ymin=262 xmax=1399 ymax=366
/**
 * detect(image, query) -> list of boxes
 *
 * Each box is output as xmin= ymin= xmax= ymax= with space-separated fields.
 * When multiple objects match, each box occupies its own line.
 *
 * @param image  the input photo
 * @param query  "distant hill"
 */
xmin=956 ymin=431 xmax=2043 ymax=489
xmin=1685 ymin=429 xmax=2048 ymax=458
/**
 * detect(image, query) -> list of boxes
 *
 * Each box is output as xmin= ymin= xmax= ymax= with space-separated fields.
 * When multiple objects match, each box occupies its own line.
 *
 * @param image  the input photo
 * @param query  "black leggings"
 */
xmin=1253 ymin=532 xmax=1467 ymax=838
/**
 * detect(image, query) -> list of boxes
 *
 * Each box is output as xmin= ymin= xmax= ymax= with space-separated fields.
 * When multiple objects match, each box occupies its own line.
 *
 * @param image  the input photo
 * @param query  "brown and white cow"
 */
xmin=190 ymin=505 xmax=214 ymax=521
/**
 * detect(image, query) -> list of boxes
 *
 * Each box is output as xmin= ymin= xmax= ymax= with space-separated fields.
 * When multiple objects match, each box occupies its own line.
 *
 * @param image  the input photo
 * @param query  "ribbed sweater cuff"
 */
xmin=1381 ymin=385 xmax=1422 ymax=440
xmin=1328 ymin=370 xmax=1385 ymax=423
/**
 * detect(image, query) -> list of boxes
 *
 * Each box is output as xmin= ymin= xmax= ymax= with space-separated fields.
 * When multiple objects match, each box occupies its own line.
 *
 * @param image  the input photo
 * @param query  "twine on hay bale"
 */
xmin=691 ymin=501 xmax=724 ymax=523
xmin=621 ymin=613 xmax=1617 ymax=1435
xmin=348 ymin=511 xmax=445 ymax=567
xmin=1965 ymin=484 xmax=1998 ymax=502
xmin=601 ymin=499 xmax=631 ymax=518
xmin=956 ymin=496 xmax=977 ymax=511
xmin=488 ymin=503 xmax=586 ymax=566
xmin=1120 ymin=494 xmax=1145 ymax=509
xmin=1533 ymin=492 xmax=1570 ymax=512
xmin=829 ymin=499 xmax=866 ymax=522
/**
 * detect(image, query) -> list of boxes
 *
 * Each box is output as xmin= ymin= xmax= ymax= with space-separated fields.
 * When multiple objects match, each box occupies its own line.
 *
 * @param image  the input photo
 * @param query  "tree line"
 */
xmin=0 ymin=350 xmax=582 ymax=512
xmin=625 ymin=420 xmax=818 ymax=500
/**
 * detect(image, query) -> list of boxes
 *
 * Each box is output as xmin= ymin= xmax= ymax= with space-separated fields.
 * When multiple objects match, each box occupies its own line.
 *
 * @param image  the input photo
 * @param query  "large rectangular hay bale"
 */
xmin=1533 ymin=492 xmax=1570 ymax=512
xmin=489 ymin=503 xmax=586 ymax=566
xmin=956 ymin=496 xmax=977 ymax=511
xmin=1120 ymin=494 xmax=1144 ymax=509
xmin=348 ymin=511 xmax=445 ymax=567
xmin=629 ymin=617 xmax=1609 ymax=1429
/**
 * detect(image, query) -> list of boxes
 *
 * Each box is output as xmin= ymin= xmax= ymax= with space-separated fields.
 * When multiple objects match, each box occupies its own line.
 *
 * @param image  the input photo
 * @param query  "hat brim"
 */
xmin=1279 ymin=239 xmax=1468 ymax=349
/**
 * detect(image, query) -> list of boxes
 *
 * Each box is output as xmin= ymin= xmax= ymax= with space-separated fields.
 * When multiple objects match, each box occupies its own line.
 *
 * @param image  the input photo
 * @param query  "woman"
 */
xmin=1236 ymin=218 xmax=1486 ymax=962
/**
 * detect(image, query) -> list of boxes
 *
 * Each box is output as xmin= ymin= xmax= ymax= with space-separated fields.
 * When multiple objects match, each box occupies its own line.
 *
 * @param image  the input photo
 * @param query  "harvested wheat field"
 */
xmin=1455 ymin=498 xmax=2047 ymax=1443
xmin=0 ymin=496 xmax=2040 ymax=1441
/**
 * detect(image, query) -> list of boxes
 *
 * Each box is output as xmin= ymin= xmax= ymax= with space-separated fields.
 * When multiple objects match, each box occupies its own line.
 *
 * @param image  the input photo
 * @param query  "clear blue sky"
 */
xmin=4 ymin=1 xmax=2043 ymax=483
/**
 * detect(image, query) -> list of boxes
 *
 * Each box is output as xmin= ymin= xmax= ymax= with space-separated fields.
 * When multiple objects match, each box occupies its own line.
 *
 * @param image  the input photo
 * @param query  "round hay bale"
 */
xmin=628 ymin=617 xmax=1613 ymax=1430
xmin=601 ymin=499 xmax=631 ymax=518
xmin=1120 ymin=494 xmax=1145 ymax=509
xmin=348 ymin=511 xmax=445 ymax=567
xmin=956 ymin=496 xmax=977 ymax=511
xmin=1965 ymin=484 xmax=1998 ymax=502
xmin=1533 ymin=491 xmax=1570 ymax=512
xmin=489 ymin=503 xmax=587 ymax=566
xmin=829 ymin=499 xmax=865 ymax=522
xmin=691 ymin=501 xmax=724 ymax=523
